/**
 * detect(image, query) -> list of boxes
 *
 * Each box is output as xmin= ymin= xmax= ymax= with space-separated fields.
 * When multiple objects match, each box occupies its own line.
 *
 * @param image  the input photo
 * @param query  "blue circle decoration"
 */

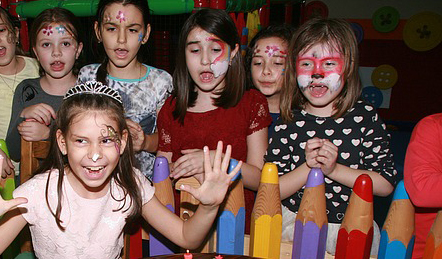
xmin=350 ymin=22 xmax=364 ymax=44
xmin=362 ymin=86 xmax=383 ymax=108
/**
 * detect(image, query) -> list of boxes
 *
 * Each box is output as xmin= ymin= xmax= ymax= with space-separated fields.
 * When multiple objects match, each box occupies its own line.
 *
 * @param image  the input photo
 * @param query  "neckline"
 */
xmin=107 ymin=64 xmax=150 ymax=82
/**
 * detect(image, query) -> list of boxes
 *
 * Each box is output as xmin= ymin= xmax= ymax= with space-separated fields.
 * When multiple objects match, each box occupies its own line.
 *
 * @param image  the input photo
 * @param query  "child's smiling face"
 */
xmin=56 ymin=110 xmax=127 ymax=199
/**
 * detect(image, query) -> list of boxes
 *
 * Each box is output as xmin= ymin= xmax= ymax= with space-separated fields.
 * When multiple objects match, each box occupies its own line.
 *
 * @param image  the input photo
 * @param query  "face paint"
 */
xmin=42 ymin=26 xmax=53 ymax=36
xmin=104 ymin=13 xmax=112 ymax=23
xmin=55 ymin=25 xmax=66 ymax=34
xmin=296 ymin=44 xmax=344 ymax=92
xmin=92 ymin=153 xmax=100 ymax=162
xmin=207 ymin=36 xmax=231 ymax=78
xmin=138 ymin=32 xmax=143 ymax=42
xmin=116 ymin=11 xmax=126 ymax=23
xmin=106 ymin=125 xmax=121 ymax=154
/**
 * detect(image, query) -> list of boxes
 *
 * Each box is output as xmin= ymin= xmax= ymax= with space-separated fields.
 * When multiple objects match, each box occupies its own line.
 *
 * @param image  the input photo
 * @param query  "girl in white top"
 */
xmin=0 ymin=82 xmax=241 ymax=258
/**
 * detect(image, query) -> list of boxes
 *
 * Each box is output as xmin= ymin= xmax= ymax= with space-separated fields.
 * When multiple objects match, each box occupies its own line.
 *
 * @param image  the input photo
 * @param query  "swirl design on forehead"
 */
xmin=105 ymin=125 xmax=122 ymax=154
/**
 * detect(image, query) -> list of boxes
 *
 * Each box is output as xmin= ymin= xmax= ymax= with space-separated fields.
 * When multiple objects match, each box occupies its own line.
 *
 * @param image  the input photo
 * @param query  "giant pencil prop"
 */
xmin=292 ymin=168 xmax=327 ymax=259
xmin=335 ymin=174 xmax=373 ymax=259
xmin=378 ymin=180 xmax=414 ymax=259
xmin=149 ymin=156 xmax=177 ymax=255
xmin=217 ymin=158 xmax=245 ymax=255
xmin=423 ymin=210 xmax=442 ymax=258
xmin=249 ymin=162 xmax=282 ymax=259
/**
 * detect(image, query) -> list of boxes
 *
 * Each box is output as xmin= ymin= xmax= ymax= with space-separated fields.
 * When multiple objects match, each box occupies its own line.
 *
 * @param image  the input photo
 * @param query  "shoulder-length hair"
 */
xmin=35 ymin=92 xmax=142 ymax=230
xmin=29 ymin=7 xmax=83 ymax=76
xmin=172 ymin=9 xmax=245 ymax=124
xmin=281 ymin=18 xmax=361 ymax=122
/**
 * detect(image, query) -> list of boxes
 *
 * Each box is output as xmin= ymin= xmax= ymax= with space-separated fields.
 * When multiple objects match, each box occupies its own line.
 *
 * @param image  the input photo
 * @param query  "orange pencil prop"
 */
xmin=378 ymin=180 xmax=415 ymax=259
xmin=149 ymin=156 xmax=177 ymax=255
xmin=249 ymin=163 xmax=282 ymax=259
xmin=423 ymin=210 xmax=442 ymax=259
xmin=292 ymin=168 xmax=327 ymax=259
xmin=335 ymin=174 xmax=373 ymax=259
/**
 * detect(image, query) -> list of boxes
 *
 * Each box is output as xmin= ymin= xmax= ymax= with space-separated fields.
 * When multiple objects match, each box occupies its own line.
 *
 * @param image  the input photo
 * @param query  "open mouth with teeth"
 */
xmin=200 ymin=71 xmax=214 ymax=83
xmin=308 ymin=84 xmax=329 ymax=97
xmin=51 ymin=61 xmax=65 ymax=71
xmin=84 ymin=166 xmax=106 ymax=179
xmin=115 ymin=48 xmax=128 ymax=58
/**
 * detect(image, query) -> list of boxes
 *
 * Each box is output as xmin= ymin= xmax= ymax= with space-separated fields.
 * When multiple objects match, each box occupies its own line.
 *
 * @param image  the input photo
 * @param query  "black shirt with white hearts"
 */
xmin=265 ymin=100 xmax=397 ymax=223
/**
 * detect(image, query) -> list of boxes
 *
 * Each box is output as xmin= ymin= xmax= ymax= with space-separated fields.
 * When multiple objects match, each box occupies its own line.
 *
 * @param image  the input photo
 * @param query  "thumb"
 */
xmin=179 ymin=184 xmax=199 ymax=199
xmin=181 ymin=149 xmax=200 ymax=154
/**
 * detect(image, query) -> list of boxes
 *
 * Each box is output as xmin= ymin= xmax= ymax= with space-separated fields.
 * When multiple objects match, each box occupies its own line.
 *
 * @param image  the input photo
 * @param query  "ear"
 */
xmin=14 ymin=27 xmax=19 ymax=43
xmin=230 ymin=43 xmax=240 ymax=63
xmin=75 ymin=42 xmax=84 ymax=59
xmin=119 ymin=129 xmax=128 ymax=155
xmin=142 ymin=24 xmax=151 ymax=44
xmin=94 ymin=21 xmax=102 ymax=42
xmin=56 ymin=129 xmax=67 ymax=155
xmin=32 ymin=46 xmax=40 ymax=61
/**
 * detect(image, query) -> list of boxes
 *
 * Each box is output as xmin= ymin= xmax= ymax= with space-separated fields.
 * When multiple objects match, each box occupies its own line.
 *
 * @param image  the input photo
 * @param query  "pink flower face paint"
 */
xmin=42 ymin=26 xmax=53 ymax=36
xmin=116 ymin=11 xmax=126 ymax=23
xmin=207 ymin=36 xmax=231 ymax=78
xmin=296 ymin=43 xmax=344 ymax=93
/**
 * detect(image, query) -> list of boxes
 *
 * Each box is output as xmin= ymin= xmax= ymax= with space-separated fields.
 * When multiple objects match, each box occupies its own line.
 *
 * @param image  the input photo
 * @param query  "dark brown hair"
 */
xmin=30 ymin=7 xmax=83 ymax=76
xmin=172 ymin=9 xmax=245 ymax=124
xmin=95 ymin=0 xmax=151 ymax=84
xmin=282 ymin=18 xmax=361 ymax=122
xmin=35 ymin=91 xmax=142 ymax=230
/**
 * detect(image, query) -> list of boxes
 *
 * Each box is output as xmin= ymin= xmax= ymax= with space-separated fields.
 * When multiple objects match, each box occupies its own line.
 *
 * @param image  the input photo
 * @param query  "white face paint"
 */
xmin=92 ymin=153 xmax=100 ymax=162
xmin=210 ymin=59 xmax=229 ymax=78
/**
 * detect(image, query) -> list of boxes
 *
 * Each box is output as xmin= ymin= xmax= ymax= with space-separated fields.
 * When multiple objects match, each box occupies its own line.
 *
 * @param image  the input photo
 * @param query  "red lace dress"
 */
xmin=158 ymin=89 xmax=272 ymax=233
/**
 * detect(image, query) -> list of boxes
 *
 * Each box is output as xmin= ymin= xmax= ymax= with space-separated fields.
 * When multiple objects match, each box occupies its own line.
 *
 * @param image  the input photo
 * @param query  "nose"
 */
xmin=262 ymin=63 xmax=272 ymax=76
xmin=201 ymin=51 xmax=210 ymax=66
xmin=52 ymin=45 xmax=62 ymax=57
xmin=88 ymin=144 xmax=103 ymax=162
xmin=117 ymin=29 xmax=127 ymax=44
xmin=312 ymin=73 xmax=324 ymax=79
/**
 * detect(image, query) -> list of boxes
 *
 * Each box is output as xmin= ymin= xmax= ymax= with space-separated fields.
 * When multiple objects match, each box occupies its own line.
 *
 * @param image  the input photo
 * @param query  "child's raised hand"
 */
xmin=316 ymin=139 xmax=338 ymax=175
xmin=179 ymin=141 xmax=242 ymax=207
xmin=18 ymin=121 xmax=50 ymax=141
xmin=0 ymin=156 xmax=27 ymax=216
xmin=0 ymin=150 xmax=14 ymax=180
xmin=20 ymin=103 xmax=56 ymax=126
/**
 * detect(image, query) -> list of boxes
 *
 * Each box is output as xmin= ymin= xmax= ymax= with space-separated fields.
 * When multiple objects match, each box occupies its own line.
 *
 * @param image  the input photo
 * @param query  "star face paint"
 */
xmin=207 ymin=36 xmax=231 ymax=78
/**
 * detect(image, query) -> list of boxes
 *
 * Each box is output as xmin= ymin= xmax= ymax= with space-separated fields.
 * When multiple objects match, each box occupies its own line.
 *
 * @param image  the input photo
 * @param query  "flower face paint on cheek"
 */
xmin=207 ymin=37 xmax=231 ymax=78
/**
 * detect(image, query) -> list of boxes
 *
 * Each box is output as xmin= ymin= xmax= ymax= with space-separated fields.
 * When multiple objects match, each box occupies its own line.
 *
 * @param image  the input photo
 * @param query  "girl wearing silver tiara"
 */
xmin=0 ymin=81 xmax=241 ymax=258
xmin=77 ymin=0 xmax=173 ymax=180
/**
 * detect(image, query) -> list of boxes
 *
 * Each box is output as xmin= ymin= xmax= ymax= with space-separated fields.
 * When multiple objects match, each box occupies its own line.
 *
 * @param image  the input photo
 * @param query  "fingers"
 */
xmin=228 ymin=160 xmax=242 ymax=181
xmin=221 ymin=144 xmax=231 ymax=173
xmin=203 ymin=146 xmax=211 ymax=177
xmin=126 ymin=119 xmax=142 ymax=132
xmin=4 ymin=197 xmax=28 ymax=212
xmin=181 ymin=149 xmax=200 ymax=154
xmin=212 ymin=141 xmax=223 ymax=172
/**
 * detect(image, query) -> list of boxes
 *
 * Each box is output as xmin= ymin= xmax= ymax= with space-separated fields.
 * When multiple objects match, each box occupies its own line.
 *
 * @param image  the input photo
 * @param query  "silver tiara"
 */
xmin=64 ymin=81 xmax=122 ymax=104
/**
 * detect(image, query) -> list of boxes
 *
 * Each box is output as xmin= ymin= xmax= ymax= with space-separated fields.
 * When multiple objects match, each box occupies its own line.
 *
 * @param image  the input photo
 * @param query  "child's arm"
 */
xmin=0 ymin=156 xmax=28 ymax=253
xmin=404 ymin=115 xmax=442 ymax=207
xmin=170 ymin=128 xmax=268 ymax=191
xmin=126 ymin=119 xmax=158 ymax=153
xmin=143 ymin=141 xmax=241 ymax=249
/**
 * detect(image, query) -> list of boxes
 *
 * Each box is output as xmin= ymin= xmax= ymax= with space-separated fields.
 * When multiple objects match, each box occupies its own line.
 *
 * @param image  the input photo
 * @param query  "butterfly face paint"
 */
xmin=116 ymin=10 xmax=126 ymax=23
xmin=207 ymin=36 xmax=231 ymax=78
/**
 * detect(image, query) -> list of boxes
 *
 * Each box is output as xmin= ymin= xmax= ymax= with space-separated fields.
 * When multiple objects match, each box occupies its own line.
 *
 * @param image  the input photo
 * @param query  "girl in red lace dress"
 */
xmin=157 ymin=9 xmax=271 ymax=233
